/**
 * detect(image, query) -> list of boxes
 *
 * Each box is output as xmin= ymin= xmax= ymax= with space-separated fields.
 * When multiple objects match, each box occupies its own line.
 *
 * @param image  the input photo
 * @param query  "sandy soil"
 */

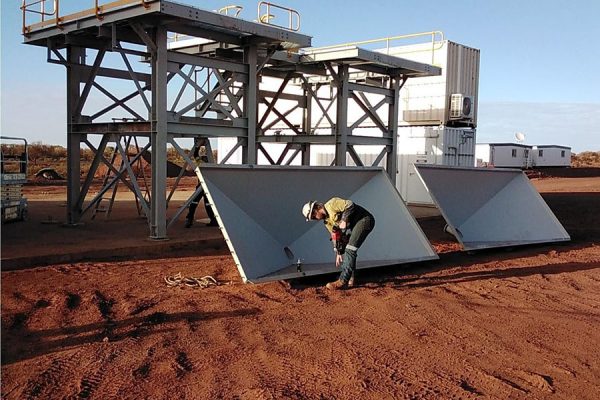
xmin=1 ymin=173 xmax=599 ymax=399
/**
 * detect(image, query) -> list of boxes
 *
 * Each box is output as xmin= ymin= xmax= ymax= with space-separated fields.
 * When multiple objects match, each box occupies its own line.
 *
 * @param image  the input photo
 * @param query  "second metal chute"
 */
xmin=415 ymin=165 xmax=570 ymax=251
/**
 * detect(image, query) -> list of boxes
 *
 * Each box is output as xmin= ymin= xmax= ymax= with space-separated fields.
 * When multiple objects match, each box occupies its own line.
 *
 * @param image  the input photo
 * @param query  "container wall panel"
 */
xmin=533 ymin=147 xmax=571 ymax=167
xmin=382 ymin=41 xmax=480 ymax=126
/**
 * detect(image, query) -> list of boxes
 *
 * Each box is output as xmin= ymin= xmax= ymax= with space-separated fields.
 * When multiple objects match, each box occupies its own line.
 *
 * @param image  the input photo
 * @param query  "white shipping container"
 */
xmin=379 ymin=40 xmax=480 ymax=127
xmin=396 ymin=126 xmax=476 ymax=204
xmin=533 ymin=145 xmax=571 ymax=167
xmin=307 ymin=126 xmax=476 ymax=205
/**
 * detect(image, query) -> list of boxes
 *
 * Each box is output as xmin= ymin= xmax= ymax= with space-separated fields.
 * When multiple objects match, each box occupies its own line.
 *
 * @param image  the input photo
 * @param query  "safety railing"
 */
xmin=217 ymin=5 xmax=243 ymax=17
xmin=308 ymin=31 xmax=445 ymax=65
xmin=21 ymin=0 xmax=153 ymax=35
xmin=0 ymin=137 xmax=28 ymax=175
xmin=257 ymin=1 xmax=300 ymax=32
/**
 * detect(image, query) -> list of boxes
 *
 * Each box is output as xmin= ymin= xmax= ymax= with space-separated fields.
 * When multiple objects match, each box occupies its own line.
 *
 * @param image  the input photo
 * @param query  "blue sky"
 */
xmin=2 ymin=0 xmax=599 ymax=152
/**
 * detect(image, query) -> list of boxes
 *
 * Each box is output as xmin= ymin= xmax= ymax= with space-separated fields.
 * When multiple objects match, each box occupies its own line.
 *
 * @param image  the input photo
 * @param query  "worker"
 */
xmin=302 ymin=197 xmax=375 ymax=290
xmin=185 ymin=139 xmax=218 ymax=228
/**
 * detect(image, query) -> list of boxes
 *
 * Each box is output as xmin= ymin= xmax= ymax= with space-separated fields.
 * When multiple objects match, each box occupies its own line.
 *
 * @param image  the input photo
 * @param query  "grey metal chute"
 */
xmin=415 ymin=165 xmax=570 ymax=251
xmin=199 ymin=166 xmax=438 ymax=283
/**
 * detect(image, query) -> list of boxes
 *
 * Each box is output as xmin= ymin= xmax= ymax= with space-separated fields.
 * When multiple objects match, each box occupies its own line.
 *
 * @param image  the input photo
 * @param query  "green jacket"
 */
xmin=323 ymin=197 xmax=353 ymax=233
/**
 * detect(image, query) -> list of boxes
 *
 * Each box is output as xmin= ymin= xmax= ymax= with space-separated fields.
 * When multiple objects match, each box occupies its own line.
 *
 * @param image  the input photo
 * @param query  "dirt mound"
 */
xmin=572 ymin=151 xmax=600 ymax=167
xmin=527 ymin=167 xmax=600 ymax=179
xmin=34 ymin=168 xmax=65 ymax=180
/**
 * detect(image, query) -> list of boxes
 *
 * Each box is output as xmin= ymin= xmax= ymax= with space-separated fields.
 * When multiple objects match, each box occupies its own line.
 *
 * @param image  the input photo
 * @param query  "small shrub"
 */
xmin=572 ymin=151 xmax=600 ymax=167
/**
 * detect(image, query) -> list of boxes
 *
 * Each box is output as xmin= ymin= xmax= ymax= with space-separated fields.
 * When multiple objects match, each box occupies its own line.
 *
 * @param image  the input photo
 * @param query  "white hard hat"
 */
xmin=302 ymin=200 xmax=318 ymax=221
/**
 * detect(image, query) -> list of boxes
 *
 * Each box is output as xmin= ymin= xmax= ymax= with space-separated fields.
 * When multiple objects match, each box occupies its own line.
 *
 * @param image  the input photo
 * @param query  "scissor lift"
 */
xmin=1 ymin=137 xmax=29 ymax=223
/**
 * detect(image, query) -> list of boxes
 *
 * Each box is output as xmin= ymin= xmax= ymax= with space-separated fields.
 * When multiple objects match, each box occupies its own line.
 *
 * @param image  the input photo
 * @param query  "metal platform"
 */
xmin=300 ymin=46 xmax=441 ymax=77
xmin=198 ymin=166 xmax=438 ymax=283
xmin=22 ymin=0 xmax=311 ymax=49
xmin=415 ymin=165 xmax=570 ymax=251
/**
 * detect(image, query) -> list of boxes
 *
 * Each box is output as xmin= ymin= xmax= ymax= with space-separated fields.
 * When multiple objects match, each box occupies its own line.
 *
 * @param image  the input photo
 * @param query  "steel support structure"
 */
xmin=257 ymin=62 xmax=407 ymax=182
xmin=22 ymin=1 xmax=439 ymax=238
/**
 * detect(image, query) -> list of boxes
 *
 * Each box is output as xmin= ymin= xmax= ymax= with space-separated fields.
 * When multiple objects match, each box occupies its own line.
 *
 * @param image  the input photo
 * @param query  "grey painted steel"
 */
xmin=301 ymin=47 xmax=441 ymax=77
xmin=414 ymin=165 xmax=570 ymax=250
xmin=335 ymin=65 xmax=349 ymax=167
xmin=243 ymin=46 xmax=258 ymax=164
xmin=386 ymin=77 xmax=400 ymax=176
xmin=23 ymin=1 xmax=311 ymax=49
xmin=198 ymin=166 xmax=438 ymax=283
xmin=160 ymin=1 xmax=311 ymax=48
xmin=150 ymin=26 xmax=168 ymax=239
xmin=66 ymin=46 xmax=84 ymax=225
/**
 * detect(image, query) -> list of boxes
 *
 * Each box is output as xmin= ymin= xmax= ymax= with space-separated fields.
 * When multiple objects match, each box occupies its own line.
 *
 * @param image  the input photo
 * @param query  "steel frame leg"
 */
xmin=66 ymin=46 xmax=85 ymax=225
xmin=150 ymin=26 xmax=168 ymax=239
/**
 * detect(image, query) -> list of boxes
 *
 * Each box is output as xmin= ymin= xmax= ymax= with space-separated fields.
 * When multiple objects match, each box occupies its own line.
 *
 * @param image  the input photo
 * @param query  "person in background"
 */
xmin=185 ymin=138 xmax=217 ymax=228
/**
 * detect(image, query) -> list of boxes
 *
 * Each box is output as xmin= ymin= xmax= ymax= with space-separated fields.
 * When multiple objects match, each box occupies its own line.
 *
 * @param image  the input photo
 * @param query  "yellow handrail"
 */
xmin=310 ymin=31 xmax=445 ymax=65
xmin=21 ymin=0 xmax=58 ymax=34
xmin=21 ymin=0 xmax=152 ymax=35
xmin=217 ymin=5 xmax=243 ymax=17
xmin=257 ymin=1 xmax=300 ymax=32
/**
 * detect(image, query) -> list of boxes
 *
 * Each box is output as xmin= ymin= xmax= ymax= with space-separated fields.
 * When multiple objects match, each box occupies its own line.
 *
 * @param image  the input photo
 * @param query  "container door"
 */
xmin=406 ymin=152 xmax=436 ymax=204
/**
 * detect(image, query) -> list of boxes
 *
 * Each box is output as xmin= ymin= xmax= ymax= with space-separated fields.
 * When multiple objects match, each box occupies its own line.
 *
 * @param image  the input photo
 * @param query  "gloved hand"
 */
xmin=331 ymin=226 xmax=350 ymax=255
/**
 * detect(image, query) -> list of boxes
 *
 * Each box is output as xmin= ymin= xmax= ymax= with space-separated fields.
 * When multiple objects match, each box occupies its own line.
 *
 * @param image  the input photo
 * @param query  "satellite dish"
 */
xmin=515 ymin=132 xmax=525 ymax=142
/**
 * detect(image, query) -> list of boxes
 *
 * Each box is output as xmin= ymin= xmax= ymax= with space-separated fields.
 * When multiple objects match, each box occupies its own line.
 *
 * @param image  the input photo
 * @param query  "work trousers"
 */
xmin=186 ymin=184 xmax=216 ymax=222
xmin=339 ymin=213 xmax=375 ymax=283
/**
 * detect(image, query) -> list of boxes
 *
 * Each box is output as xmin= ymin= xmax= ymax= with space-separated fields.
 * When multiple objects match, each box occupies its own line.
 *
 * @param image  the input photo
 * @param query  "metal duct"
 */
xmin=415 ymin=165 xmax=570 ymax=250
xmin=198 ymin=166 xmax=438 ymax=283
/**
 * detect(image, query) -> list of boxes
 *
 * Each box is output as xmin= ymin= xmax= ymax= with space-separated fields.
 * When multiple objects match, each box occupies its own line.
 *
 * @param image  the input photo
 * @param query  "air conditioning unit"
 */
xmin=449 ymin=94 xmax=474 ymax=120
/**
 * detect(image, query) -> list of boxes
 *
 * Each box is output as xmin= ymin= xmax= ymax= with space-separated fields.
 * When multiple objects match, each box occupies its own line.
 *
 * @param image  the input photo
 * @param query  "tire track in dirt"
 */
xmin=72 ymin=336 xmax=143 ymax=399
xmin=510 ymin=369 xmax=555 ymax=393
xmin=489 ymin=373 xmax=530 ymax=394
xmin=398 ymin=285 xmax=529 ymax=397
xmin=66 ymin=292 xmax=82 ymax=310
xmin=347 ymin=295 xmax=413 ymax=396
xmin=188 ymin=288 xmax=266 ymax=398
xmin=458 ymin=378 xmax=484 ymax=396
xmin=220 ymin=285 xmax=327 ymax=398
xmin=174 ymin=351 xmax=194 ymax=378
xmin=229 ymin=300 xmax=282 ymax=397
xmin=64 ymin=289 xmax=146 ymax=399
xmin=21 ymin=349 xmax=87 ymax=400
xmin=129 ymin=299 xmax=158 ymax=316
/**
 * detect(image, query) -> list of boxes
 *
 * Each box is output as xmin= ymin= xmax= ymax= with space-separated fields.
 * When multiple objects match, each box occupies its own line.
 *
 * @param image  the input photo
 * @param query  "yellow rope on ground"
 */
xmin=164 ymin=272 xmax=223 ymax=288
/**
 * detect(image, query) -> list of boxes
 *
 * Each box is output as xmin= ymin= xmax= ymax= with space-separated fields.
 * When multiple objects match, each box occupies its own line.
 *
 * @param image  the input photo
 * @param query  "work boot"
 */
xmin=184 ymin=218 xmax=193 ymax=228
xmin=325 ymin=279 xmax=348 ymax=290
xmin=348 ymin=271 xmax=356 ymax=287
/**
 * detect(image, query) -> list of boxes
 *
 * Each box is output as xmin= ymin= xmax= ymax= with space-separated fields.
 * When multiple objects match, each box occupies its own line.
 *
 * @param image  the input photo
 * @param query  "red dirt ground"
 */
xmin=1 ymin=172 xmax=599 ymax=399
